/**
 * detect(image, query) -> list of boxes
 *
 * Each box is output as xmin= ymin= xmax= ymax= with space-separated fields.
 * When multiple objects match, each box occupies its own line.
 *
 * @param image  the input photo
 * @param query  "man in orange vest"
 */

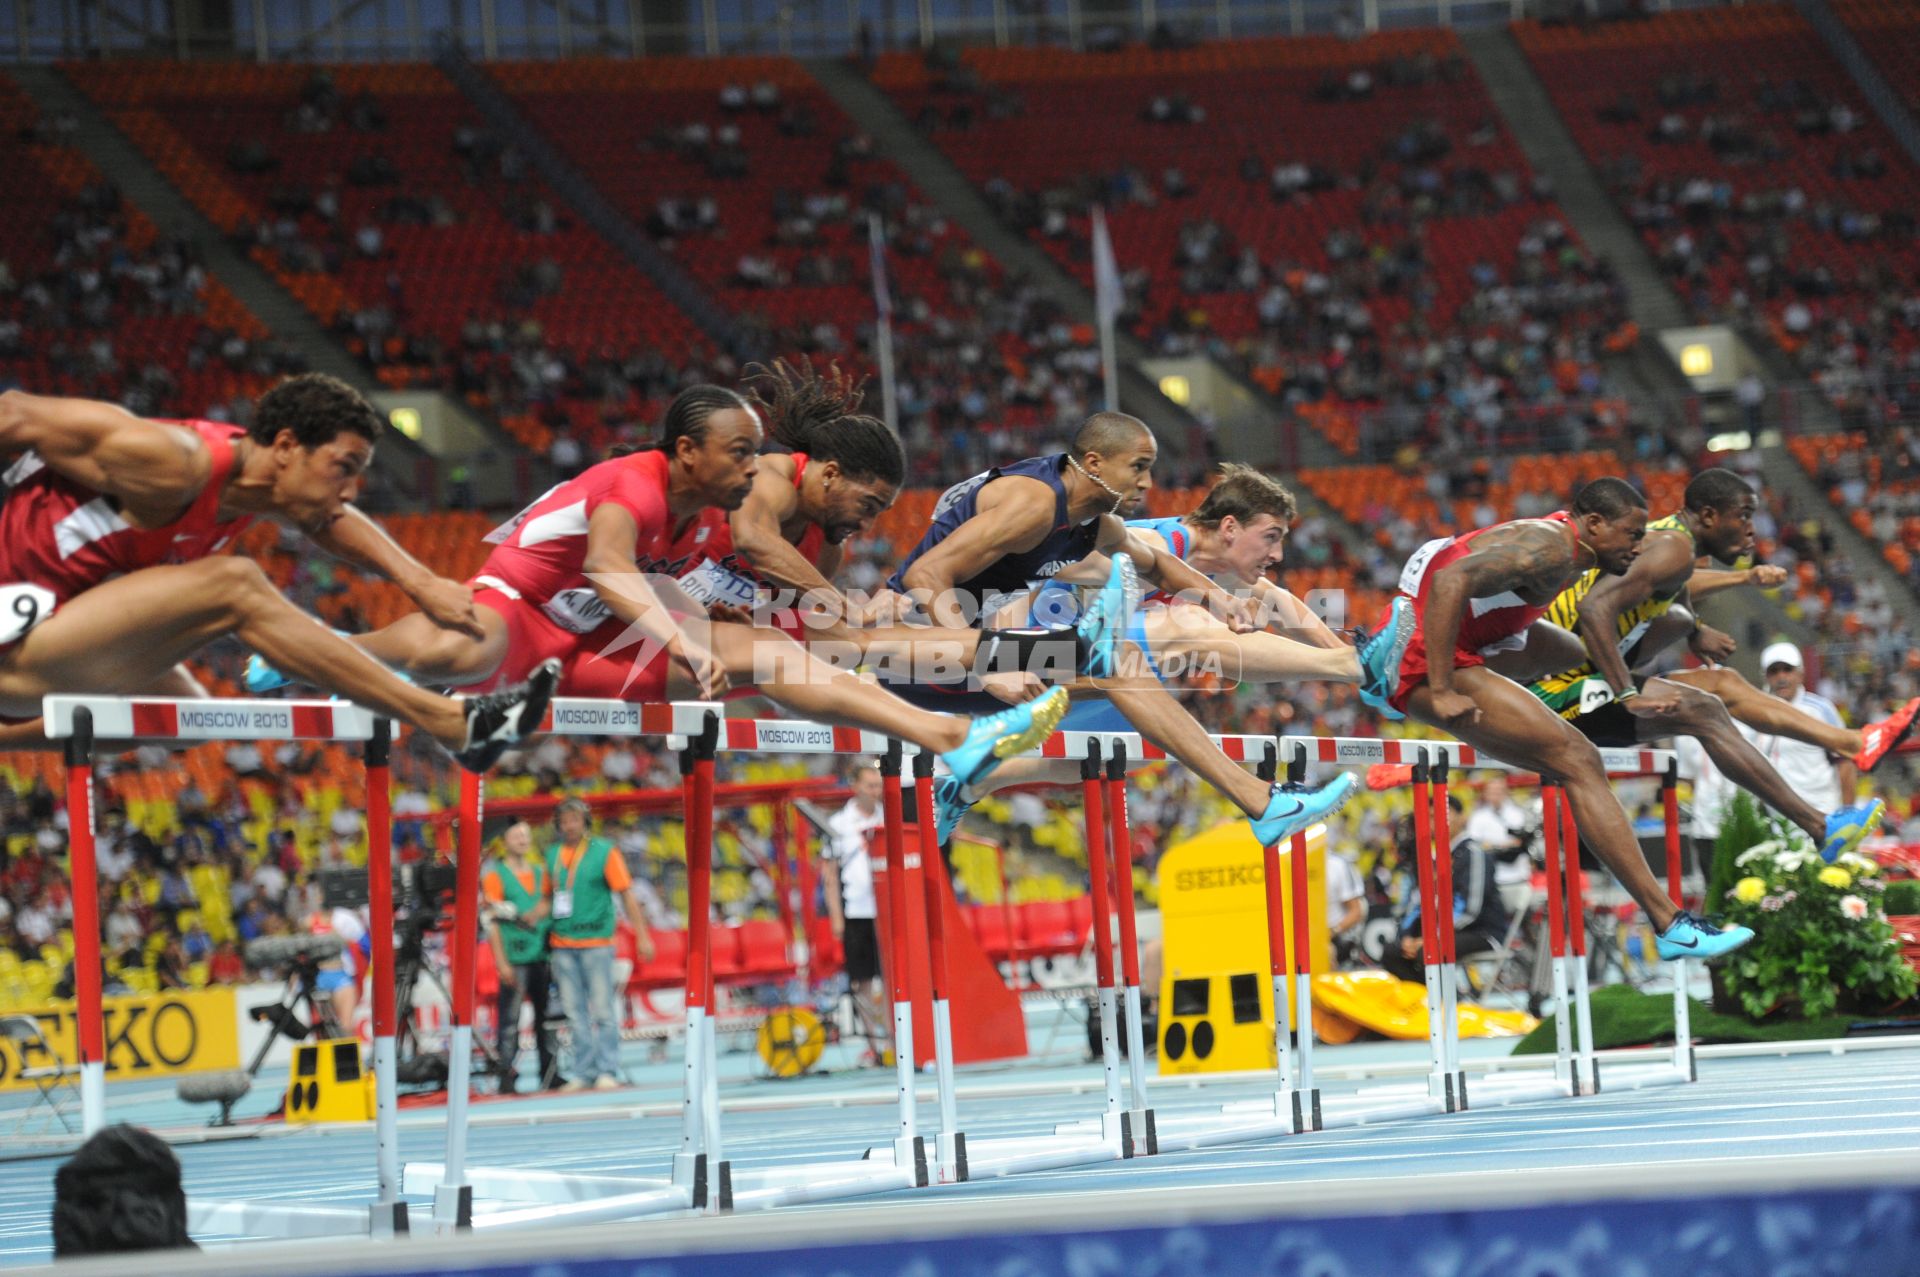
xmin=546 ymin=798 xmax=655 ymax=1091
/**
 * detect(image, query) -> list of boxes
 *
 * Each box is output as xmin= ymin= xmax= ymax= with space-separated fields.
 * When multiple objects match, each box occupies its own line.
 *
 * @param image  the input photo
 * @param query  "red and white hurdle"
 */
xmin=45 ymin=695 xmax=410 ymax=1240
xmin=42 ymin=692 xmax=1696 ymax=1241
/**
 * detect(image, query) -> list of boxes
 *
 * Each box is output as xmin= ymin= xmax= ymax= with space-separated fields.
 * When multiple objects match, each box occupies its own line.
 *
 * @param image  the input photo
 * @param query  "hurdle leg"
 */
xmin=910 ymin=753 xmax=967 ymax=1182
xmin=1542 ymin=783 xmax=1576 ymax=1095
xmin=364 ymin=721 xmax=408 ymax=1237
xmin=1254 ymin=748 xmax=1300 ymax=1130
xmin=62 ymin=710 xmax=107 ymax=1136
xmin=1431 ymin=764 xmax=1466 ymax=1110
xmin=674 ymin=717 xmax=723 ymax=1211
xmin=1105 ymin=743 xmax=1155 ymax=1155
xmin=433 ymin=768 xmax=483 ymax=1233
xmin=1560 ymin=790 xmax=1599 ymax=1095
xmin=878 ymin=745 xmax=926 ymax=1186
xmin=1286 ymin=824 xmax=1319 ymax=1130
xmin=1411 ymin=754 xmax=1449 ymax=1111
xmin=1663 ymin=762 xmax=1696 ymax=1082
xmin=1079 ymin=745 xmax=1130 ymax=1154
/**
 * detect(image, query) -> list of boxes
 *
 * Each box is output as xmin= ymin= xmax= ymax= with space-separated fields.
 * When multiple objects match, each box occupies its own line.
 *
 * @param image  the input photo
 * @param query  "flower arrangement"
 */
xmin=1713 ymin=794 xmax=1917 ymax=1020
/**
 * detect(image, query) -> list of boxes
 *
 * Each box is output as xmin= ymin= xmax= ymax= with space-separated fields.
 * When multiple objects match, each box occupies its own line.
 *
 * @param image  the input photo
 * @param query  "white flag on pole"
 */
xmin=868 ymin=213 xmax=892 ymax=319
xmin=1091 ymin=206 xmax=1122 ymax=326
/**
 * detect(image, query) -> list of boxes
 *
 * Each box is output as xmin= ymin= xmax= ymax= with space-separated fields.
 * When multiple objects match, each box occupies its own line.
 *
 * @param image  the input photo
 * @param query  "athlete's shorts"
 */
xmin=467 ymin=585 xmax=670 ymax=702
xmin=1388 ymin=628 xmax=1496 ymax=714
xmin=313 ymin=969 xmax=354 ymax=994
xmin=1532 ymin=672 xmax=1642 ymax=747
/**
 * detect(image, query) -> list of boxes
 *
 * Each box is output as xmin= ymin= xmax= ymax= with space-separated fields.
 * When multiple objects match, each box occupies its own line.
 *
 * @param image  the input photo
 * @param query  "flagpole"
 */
xmin=1092 ymin=207 xmax=1120 ymax=413
xmin=868 ymin=214 xmax=899 ymax=433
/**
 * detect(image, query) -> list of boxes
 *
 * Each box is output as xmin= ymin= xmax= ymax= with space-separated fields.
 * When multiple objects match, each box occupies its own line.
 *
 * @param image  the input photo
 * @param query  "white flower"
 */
xmin=1837 ymin=852 xmax=1879 ymax=876
xmin=1736 ymin=841 xmax=1786 ymax=867
xmin=1840 ymin=895 xmax=1870 ymax=920
xmin=1775 ymin=851 xmax=1814 ymax=873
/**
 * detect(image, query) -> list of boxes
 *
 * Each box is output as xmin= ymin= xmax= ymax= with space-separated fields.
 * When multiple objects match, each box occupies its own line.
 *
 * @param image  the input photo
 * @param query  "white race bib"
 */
xmin=0 ymin=584 xmax=56 ymax=647
xmin=1398 ymin=536 xmax=1451 ymax=596
xmin=677 ymin=560 xmax=758 ymax=610
xmin=542 ymin=587 xmax=613 ymax=635
xmin=1577 ymin=678 xmax=1618 ymax=714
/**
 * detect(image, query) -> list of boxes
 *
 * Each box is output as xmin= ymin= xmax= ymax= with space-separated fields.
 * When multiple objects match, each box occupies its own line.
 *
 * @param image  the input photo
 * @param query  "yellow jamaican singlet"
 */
xmin=1529 ymin=513 xmax=1692 ymax=720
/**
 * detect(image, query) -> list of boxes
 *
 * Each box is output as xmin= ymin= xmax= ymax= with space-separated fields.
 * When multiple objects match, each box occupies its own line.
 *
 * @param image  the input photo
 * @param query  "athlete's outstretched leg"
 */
xmin=351 ymin=609 xmax=512 ymax=688
xmin=0 ymin=558 xmax=491 ymax=752
xmin=1647 ymin=678 xmax=1828 ymax=843
xmin=1669 ymin=666 xmax=1855 ymax=755
xmin=1405 ymin=666 xmax=1679 ymax=931
xmin=1141 ymin=605 xmax=1359 ymax=685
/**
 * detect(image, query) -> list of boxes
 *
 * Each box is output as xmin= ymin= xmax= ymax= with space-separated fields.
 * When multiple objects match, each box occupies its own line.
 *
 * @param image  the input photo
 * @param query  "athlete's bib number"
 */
xmin=1398 ymin=536 xmax=1452 ymax=596
xmin=543 ymin=587 xmax=613 ymax=635
xmin=678 ymin=560 xmax=758 ymax=610
xmin=0 ymin=585 xmax=56 ymax=647
xmin=551 ymin=891 xmax=574 ymax=920
xmin=1577 ymin=678 xmax=1618 ymax=714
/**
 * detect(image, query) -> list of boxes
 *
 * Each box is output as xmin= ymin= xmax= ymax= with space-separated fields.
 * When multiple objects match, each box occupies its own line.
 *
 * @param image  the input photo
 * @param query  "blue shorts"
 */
xmin=313 ymin=969 xmax=353 ymax=993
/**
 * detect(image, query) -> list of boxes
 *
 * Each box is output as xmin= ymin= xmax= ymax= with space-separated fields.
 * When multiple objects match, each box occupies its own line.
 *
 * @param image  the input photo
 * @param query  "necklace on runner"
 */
xmin=1067 ymin=454 xmax=1127 ymax=517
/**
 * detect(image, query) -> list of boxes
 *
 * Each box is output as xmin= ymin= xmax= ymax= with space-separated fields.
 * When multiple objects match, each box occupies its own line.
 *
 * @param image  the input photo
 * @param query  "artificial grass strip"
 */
xmin=1510 ymin=984 xmax=1857 ymax=1054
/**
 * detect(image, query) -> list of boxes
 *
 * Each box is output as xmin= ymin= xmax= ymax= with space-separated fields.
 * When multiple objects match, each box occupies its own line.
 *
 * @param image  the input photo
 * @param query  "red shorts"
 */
xmin=1387 ymin=628 xmax=1490 ymax=715
xmin=466 ymin=588 xmax=670 ymax=702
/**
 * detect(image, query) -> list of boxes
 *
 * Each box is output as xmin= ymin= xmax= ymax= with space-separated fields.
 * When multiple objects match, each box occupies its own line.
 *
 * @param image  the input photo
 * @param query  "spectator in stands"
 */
xmin=52 ymin=1125 xmax=195 ymax=1256
xmin=485 ymin=821 xmax=555 ymax=1094
xmin=823 ymin=761 xmax=889 ymax=1065
xmin=546 ymin=798 xmax=655 ymax=1091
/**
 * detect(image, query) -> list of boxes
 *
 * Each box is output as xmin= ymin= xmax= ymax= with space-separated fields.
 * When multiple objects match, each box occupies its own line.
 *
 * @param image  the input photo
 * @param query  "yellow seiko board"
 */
xmin=1157 ymin=822 xmax=1328 ymax=1075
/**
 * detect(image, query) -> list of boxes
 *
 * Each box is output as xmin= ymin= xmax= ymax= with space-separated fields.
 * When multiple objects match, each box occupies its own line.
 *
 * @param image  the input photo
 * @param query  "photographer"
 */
xmin=483 ymin=821 xmax=555 ymax=1094
xmin=1465 ymin=773 xmax=1537 ymax=917
xmin=1382 ymin=800 xmax=1510 ymax=986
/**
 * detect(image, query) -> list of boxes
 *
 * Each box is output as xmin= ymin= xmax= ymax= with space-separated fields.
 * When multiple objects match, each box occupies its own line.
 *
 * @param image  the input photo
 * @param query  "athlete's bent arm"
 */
xmin=899 ymin=478 xmax=1056 ymax=614
xmin=583 ymin=503 xmax=725 ymax=695
xmin=1250 ymin=577 xmax=1343 ymax=647
xmin=730 ymin=459 xmax=846 ymax=609
xmin=1571 ymin=532 xmax=1687 ymax=698
xmin=1425 ymin=525 xmax=1573 ymax=725
xmin=0 ymin=391 xmax=206 ymax=503
xmin=1688 ymin=563 xmax=1787 ymax=599
xmin=1109 ymin=522 xmax=1254 ymax=631
xmin=304 ymin=507 xmax=485 ymax=639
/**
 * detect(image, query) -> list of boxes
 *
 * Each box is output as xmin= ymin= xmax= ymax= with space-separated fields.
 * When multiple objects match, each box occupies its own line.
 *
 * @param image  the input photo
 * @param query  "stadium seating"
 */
xmin=873 ymin=33 xmax=1630 ymax=456
xmin=489 ymin=57 xmax=1087 ymax=466
xmin=1515 ymin=4 xmax=1920 ymax=407
xmin=61 ymin=62 xmax=712 ymax=453
xmin=0 ymin=74 xmax=278 ymax=419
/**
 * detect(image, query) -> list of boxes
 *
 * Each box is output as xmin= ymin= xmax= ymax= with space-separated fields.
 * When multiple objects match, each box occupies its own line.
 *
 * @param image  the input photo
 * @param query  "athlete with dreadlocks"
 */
xmin=880 ymin=412 xmax=1412 ymax=849
xmin=249 ymin=384 xmax=1073 ymax=797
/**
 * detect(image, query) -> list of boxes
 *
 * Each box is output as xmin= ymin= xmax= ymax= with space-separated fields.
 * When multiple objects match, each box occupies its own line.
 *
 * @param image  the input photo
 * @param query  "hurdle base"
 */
xmin=405 ymin=1163 xmax=673 ymax=1205
xmin=727 ymin=1152 xmax=919 ymax=1211
xmin=188 ymin=1198 xmax=384 ymax=1241
xmin=369 ymin=1200 xmax=409 ymax=1239
xmin=912 ymin=1130 xmax=1120 ymax=1181
xmin=431 ymin=1182 xmax=473 ymax=1232
xmin=937 ymin=1131 xmax=968 ymax=1184
xmin=1112 ymin=1108 xmax=1157 ymax=1157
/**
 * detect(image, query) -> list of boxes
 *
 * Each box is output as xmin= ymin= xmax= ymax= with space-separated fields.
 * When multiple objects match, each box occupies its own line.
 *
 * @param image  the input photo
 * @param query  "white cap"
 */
xmin=1760 ymin=641 xmax=1803 ymax=671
